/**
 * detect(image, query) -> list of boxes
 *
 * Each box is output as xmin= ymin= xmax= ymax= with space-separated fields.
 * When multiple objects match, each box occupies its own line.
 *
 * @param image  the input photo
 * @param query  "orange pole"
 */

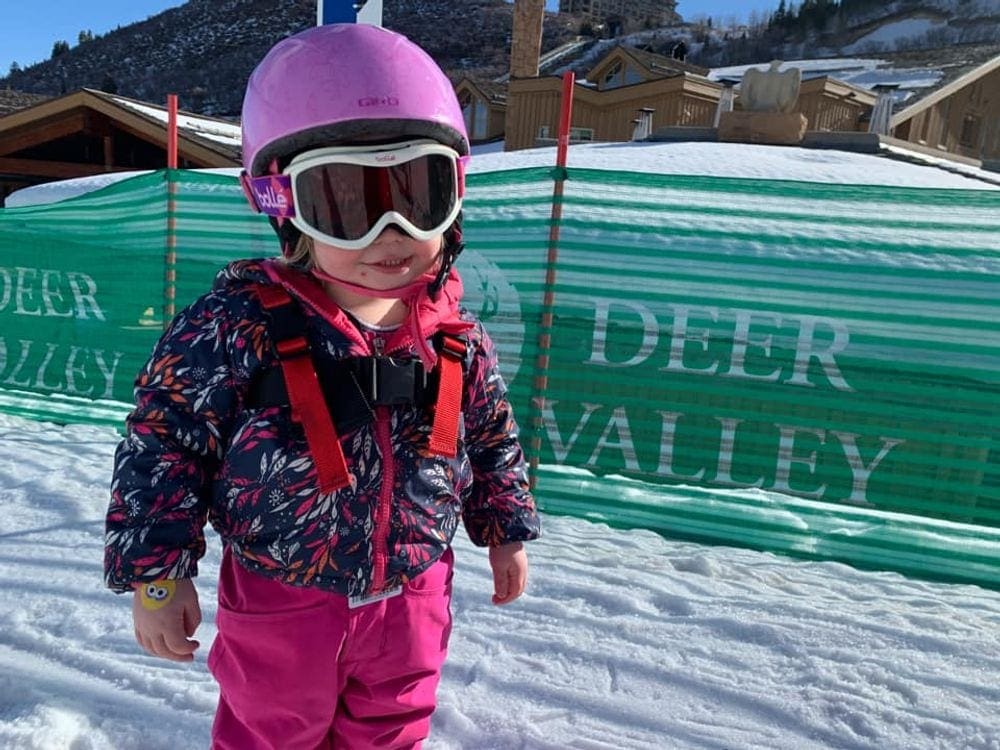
xmin=164 ymin=94 xmax=179 ymax=325
xmin=555 ymin=71 xmax=574 ymax=168
xmin=166 ymin=94 xmax=178 ymax=169
xmin=527 ymin=71 xmax=575 ymax=490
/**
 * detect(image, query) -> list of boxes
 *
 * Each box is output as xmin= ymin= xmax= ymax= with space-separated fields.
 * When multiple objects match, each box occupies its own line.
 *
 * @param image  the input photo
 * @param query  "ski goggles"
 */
xmin=241 ymin=140 xmax=464 ymax=250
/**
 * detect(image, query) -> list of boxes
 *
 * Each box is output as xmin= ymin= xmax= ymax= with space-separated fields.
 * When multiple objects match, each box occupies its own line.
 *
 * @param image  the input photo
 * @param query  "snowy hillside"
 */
xmin=593 ymin=1 xmax=1000 ymax=71
xmin=1 ymin=139 xmax=998 ymax=749
xmin=839 ymin=0 xmax=1000 ymax=49
xmin=0 ymin=0 xmax=577 ymax=116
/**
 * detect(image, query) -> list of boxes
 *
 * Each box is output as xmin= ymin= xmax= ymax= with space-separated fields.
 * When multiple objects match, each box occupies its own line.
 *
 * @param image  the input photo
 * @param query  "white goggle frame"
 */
xmin=284 ymin=139 xmax=463 ymax=251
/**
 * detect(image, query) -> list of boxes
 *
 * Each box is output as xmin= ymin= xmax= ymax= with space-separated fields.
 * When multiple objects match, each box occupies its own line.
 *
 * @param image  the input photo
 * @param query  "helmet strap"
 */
xmin=269 ymin=216 xmax=302 ymax=258
xmin=429 ymin=213 xmax=464 ymax=299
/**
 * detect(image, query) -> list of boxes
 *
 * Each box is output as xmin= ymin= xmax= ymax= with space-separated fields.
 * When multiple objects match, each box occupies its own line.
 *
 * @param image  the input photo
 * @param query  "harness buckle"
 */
xmin=359 ymin=358 xmax=428 ymax=407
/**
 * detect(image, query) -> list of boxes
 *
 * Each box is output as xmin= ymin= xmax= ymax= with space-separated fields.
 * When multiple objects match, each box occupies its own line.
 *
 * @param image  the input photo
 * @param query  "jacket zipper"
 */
xmin=370 ymin=330 xmax=415 ymax=593
xmin=371 ymin=404 xmax=394 ymax=593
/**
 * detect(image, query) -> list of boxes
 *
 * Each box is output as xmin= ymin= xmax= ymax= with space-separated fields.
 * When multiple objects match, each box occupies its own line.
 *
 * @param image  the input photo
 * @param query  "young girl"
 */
xmin=105 ymin=24 xmax=539 ymax=750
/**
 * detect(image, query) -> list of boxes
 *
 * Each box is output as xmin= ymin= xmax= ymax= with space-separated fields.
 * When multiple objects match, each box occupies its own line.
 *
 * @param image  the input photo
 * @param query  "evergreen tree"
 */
xmin=51 ymin=40 xmax=70 ymax=58
xmin=814 ymin=0 xmax=836 ymax=28
xmin=9 ymin=61 xmax=20 ymax=74
xmin=100 ymin=72 xmax=118 ymax=95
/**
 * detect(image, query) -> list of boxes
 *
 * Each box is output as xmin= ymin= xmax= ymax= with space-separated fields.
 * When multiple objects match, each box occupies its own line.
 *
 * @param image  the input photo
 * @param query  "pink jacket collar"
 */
xmin=262 ymin=259 xmax=472 ymax=368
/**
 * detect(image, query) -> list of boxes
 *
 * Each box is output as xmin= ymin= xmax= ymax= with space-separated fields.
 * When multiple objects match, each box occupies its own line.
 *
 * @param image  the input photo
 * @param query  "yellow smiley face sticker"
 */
xmin=140 ymin=580 xmax=176 ymax=611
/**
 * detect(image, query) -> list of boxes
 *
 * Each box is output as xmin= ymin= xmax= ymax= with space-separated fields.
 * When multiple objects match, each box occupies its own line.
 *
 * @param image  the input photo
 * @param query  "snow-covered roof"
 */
xmin=709 ymin=58 xmax=943 ymax=108
xmin=709 ymin=42 xmax=1000 ymax=112
xmin=73 ymin=89 xmax=242 ymax=157
xmin=107 ymin=94 xmax=241 ymax=149
xmin=0 ymin=87 xmax=242 ymax=166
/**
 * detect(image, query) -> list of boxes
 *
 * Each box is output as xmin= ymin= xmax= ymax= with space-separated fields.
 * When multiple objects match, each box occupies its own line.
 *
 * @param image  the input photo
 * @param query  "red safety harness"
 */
xmin=253 ymin=284 xmax=466 ymax=493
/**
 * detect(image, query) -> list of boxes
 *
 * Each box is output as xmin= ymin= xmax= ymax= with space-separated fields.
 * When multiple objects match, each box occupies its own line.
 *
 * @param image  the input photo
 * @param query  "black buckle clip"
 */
xmin=359 ymin=358 xmax=428 ymax=406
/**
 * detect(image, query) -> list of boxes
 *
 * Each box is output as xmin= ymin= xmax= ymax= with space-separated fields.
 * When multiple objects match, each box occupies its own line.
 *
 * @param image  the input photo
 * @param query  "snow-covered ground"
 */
xmin=3 ymin=417 xmax=1000 ymax=750
xmin=6 ymin=139 xmax=998 ymax=209
xmin=1 ymin=141 xmax=999 ymax=749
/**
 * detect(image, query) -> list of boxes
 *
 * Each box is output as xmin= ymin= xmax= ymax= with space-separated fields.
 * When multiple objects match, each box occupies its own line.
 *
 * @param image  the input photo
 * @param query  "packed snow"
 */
xmin=1 ymin=141 xmax=999 ymax=749
xmin=6 ymin=139 xmax=998 ymax=209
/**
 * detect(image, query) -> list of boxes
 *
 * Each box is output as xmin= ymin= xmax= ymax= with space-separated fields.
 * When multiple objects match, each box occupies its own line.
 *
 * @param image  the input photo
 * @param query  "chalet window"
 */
xmin=918 ymin=111 xmax=931 ymax=144
xmin=473 ymin=100 xmax=488 ymax=140
xmin=936 ymin=99 xmax=951 ymax=148
xmin=538 ymin=125 xmax=593 ymax=141
xmin=971 ymin=81 xmax=984 ymax=106
xmin=460 ymin=92 xmax=488 ymax=141
xmin=603 ymin=61 xmax=623 ymax=88
xmin=459 ymin=91 xmax=475 ymax=134
xmin=959 ymin=114 xmax=981 ymax=149
xmin=624 ymin=65 xmax=643 ymax=85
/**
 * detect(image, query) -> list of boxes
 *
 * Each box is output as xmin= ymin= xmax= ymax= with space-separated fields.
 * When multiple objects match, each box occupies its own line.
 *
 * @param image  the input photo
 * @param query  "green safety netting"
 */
xmin=1 ymin=167 xmax=998 ymax=587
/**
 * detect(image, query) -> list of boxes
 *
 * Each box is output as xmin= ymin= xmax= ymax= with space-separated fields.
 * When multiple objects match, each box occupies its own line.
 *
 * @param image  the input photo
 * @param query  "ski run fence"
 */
xmin=1 ymin=167 xmax=998 ymax=588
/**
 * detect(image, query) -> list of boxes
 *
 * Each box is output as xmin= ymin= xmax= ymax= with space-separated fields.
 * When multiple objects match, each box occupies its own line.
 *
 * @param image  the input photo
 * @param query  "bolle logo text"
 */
xmin=254 ymin=185 xmax=288 ymax=210
xmin=358 ymin=95 xmax=399 ymax=107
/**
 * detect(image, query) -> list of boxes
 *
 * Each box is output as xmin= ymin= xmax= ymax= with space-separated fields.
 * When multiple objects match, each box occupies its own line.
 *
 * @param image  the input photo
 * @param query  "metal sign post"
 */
xmin=317 ymin=0 xmax=383 ymax=25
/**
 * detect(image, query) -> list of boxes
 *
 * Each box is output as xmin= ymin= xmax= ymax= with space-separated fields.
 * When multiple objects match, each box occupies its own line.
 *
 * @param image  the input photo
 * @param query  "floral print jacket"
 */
xmin=105 ymin=259 xmax=539 ymax=597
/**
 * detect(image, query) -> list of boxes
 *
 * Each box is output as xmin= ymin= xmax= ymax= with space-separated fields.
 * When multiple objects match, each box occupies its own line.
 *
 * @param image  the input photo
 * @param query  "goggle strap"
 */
xmin=245 ymin=174 xmax=296 ymax=219
xmin=456 ymin=158 xmax=466 ymax=198
xmin=239 ymin=171 xmax=258 ymax=212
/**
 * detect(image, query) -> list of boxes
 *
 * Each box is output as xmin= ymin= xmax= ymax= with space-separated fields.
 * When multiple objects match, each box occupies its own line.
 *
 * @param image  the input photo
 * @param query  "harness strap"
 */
xmin=248 ymin=357 xmax=432 ymax=434
xmin=428 ymin=333 xmax=467 ymax=458
xmin=255 ymin=284 xmax=351 ymax=493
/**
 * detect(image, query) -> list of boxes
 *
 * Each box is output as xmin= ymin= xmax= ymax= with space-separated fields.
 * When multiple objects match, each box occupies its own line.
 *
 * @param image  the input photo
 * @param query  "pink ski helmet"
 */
xmin=241 ymin=24 xmax=469 ymax=178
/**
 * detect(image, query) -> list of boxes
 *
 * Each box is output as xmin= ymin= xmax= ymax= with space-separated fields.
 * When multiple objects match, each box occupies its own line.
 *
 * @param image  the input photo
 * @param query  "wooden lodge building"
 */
xmin=1 ymin=11 xmax=996 ymax=203
xmin=0 ymin=88 xmax=240 ymax=206
xmin=888 ymin=43 xmax=1000 ymax=164
xmin=462 ymin=0 xmax=999 ymax=169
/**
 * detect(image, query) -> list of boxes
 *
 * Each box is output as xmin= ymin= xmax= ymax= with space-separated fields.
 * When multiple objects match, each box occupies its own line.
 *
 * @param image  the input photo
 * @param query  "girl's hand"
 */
xmin=132 ymin=578 xmax=201 ymax=662
xmin=488 ymin=541 xmax=528 ymax=605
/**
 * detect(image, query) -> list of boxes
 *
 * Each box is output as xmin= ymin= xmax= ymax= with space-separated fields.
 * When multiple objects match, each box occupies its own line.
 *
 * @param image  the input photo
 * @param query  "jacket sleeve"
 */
xmin=461 ymin=321 xmax=541 ymax=547
xmin=104 ymin=291 xmax=255 ymax=592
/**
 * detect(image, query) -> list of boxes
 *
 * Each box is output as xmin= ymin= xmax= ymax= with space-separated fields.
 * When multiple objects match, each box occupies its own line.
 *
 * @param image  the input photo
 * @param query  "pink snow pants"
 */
xmin=208 ymin=547 xmax=454 ymax=750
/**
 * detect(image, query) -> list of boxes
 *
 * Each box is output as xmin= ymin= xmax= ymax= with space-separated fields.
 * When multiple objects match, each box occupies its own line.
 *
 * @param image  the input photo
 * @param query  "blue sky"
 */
xmin=4 ymin=1 xmax=780 ymax=72
xmin=673 ymin=0 xmax=780 ymax=23
xmin=4 ymin=1 xmax=187 ymax=69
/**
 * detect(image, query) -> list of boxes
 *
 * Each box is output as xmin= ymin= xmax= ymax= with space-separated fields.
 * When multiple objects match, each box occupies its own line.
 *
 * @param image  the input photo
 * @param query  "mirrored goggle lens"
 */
xmin=294 ymin=153 xmax=457 ymax=242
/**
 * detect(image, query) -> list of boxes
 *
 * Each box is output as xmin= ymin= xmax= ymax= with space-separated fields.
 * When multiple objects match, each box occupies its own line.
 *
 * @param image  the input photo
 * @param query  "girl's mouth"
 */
xmin=369 ymin=256 xmax=412 ymax=274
